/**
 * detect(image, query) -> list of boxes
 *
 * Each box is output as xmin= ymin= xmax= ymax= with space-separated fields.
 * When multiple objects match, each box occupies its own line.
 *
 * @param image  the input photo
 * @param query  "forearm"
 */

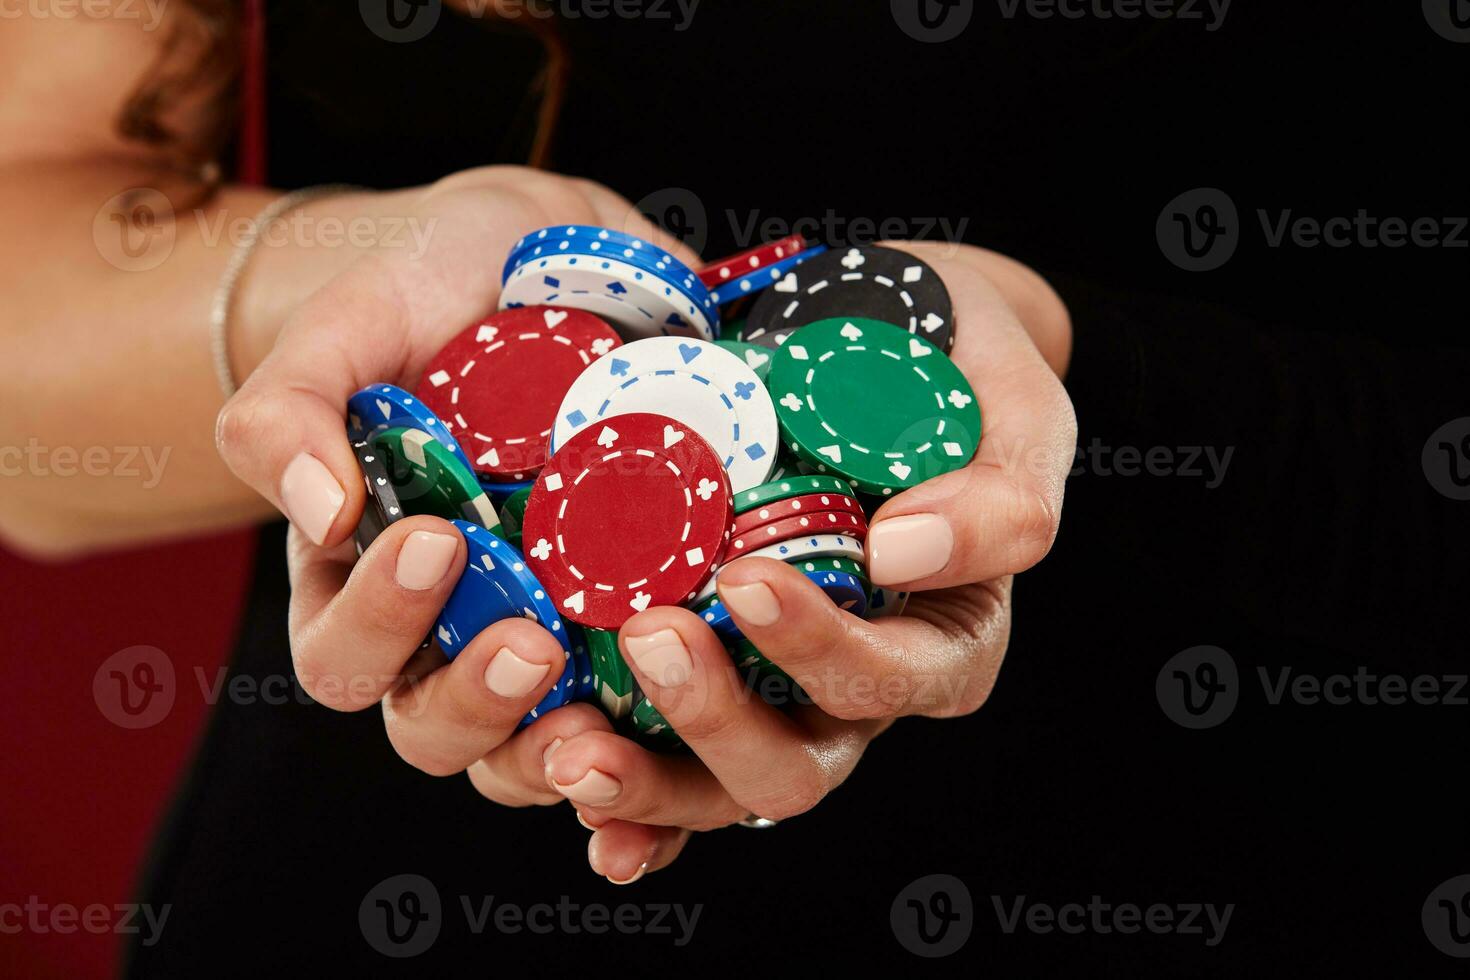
xmin=0 ymin=159 xmax=404 ymax=556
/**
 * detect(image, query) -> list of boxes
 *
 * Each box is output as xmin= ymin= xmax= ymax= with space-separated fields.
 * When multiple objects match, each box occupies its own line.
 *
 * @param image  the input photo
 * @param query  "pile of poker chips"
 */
xmin=344 ymin=224 xmax=979 ymax=744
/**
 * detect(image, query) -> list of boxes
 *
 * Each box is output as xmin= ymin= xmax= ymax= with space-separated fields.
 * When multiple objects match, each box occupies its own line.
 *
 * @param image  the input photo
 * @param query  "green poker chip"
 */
xmin=727 ymin=637 xmax=793 ymax=686
xmin=585 ymin=628 xmax=635 ymax=720
xmin=370 ymin=427 xmax=501 ymax=532
xmin=768 ymin=318 xmax=980 ymax=496
xmin=631 ymin=696 xmax=682 ymax=745
xmin=497 ymin=487 xmax=533 ymax=549
xmin=713 ymin=339 xmax=774 ymax=381
xmin=732 ymin=473 xmax=855 ymax=515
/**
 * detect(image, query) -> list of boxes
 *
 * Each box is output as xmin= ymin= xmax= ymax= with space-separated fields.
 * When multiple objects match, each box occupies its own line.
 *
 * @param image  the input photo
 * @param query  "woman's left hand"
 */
xmin=529 ymin=242 xmax=1078 ymax=883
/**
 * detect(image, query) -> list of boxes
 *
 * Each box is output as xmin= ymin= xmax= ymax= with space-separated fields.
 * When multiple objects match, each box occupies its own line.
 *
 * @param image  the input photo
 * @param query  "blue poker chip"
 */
xmin=435 ymin=521 xmax=574 ymax=727
xmin=505 ymin=238 xmax=718 ymax=336
xmin=697 ymin=568 xmax=869 ymax=641
xmin=568 ymin=626 xmax=597 ymax=702
xmin=709 ymin=246 xmax=829 ymax=307
xmin=504 ymin=226 xmax=718 ymax=334
xmin=478 ymin=475 xmax=536 ymax=505
xmin=347 ymin=383 xmax=474 ymax=477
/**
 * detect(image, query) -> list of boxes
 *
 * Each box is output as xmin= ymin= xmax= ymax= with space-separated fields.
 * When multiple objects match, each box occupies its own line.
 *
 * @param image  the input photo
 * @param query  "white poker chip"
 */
xmin=552 ymin=337 xmax=779 ymax=493
xmin=689 ymin=532 xmax=867 ymax=605
xmin=500 ymin=253 xmax=714 ymax=342
xmin=866 ymin=587 xmax=910 ymax=618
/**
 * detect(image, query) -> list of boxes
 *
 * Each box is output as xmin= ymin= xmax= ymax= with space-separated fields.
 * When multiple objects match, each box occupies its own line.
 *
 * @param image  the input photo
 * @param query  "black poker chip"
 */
xmin=742 ymin=245 xmax=955 ymax=352
xmin=350 ymin=436 xmax=404 ymax=554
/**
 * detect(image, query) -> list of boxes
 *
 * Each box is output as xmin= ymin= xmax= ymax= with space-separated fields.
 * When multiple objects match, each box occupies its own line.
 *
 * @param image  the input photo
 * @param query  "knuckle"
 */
xmin=665 ymin=699 xmax=741 ymax=745
xmin=214 ymin=392 xmax=270 ymax=465
xmin=1002 ymin=481 xmax=1059 ymax=571
xmin=744 ymin=777 xmax=825 ymax=822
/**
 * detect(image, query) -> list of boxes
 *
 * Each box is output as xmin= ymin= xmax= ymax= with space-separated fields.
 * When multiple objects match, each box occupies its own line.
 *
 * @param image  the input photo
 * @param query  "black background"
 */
xmin=133 ymin=1 xmax=1469 ymax=976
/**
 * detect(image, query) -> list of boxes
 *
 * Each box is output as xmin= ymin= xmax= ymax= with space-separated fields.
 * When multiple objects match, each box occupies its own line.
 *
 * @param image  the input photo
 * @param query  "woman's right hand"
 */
xmin=215 ymin=167 xmax=699 ymax=879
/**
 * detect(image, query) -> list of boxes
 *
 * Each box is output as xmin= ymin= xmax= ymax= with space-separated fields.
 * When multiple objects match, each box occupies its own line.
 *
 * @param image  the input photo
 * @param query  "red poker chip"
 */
xmin=415 ymin=306 xmax=621 ymax=482
xmin=521 ymin=412 xmax=732 ymax=630
xmin=697 ymin=234 xmax=808 ymax=288
xmin=728 ymin=512 xmax=868 ymax=555
xmin=730 ymin=491 xmax=865 ymax=538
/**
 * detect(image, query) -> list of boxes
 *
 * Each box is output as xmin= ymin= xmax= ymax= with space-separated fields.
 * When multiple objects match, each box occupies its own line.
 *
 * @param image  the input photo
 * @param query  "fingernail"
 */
xmin=720 ymin=581 xmax=781 ymax=627
xmin=542 ymin=738 xmax=563 ymax=768
xmin=607 ymin=863 xmax=648 ymax=886
xmin=484 ymin=646 xmax=550 ymax=698
xmin=867 ymin=513 xmax=954 ymax=586
xmin=280 ymin=453 xmax=345 ymax=546
xmin=623 ymin=628 xmax=692 ymax=687
xmin=395 ymin=530 xmax=457 ymax=590
xmin=553 ymin=768 xmax=623 ymax=806
xmin=575 ymin=810 xmax=597 ymax=831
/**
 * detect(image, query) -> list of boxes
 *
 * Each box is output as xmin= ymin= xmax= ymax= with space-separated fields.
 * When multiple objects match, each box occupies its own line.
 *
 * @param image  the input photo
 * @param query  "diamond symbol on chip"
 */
xmin=840 ymin=248 xmax=866 ymax=270
xmin=787 ymin=344 xmax=809 ymax=361
xmin=840 ymin=322 xmax=864 ymax=342
xmin=696 ymin=477 xmax=719 ymax=501
xmin=428 ymin=369 xmax=451 ymax=388
xmin=943 ymin=441 xmax=963 ymax=456
xmin=684 ymin=547 xmax=706 ymax=567
xmin=780 ymin=393 xmax=802 ymax=412
xmin=530 ymin=538 xmax=552 ymax=561
xmin=597 ymin=426 xmax=620 ymax=448
xmin=903 ymin=265 xmax=924 ymax=283
xmin=947 ymin=389 xmax=973 ymax=409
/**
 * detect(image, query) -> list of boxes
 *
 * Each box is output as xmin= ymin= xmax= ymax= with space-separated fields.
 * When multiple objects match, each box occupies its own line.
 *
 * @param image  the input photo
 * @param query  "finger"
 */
xmin=860 ymin=242 xmax=1078 ymax=591
xmin=465 ymin=702 xmax=613 ymax=807
xmin=716 ymin=558 xmax=1012 ymax=720
xmin=381 ymin=617 xmax=570 ymax=777
xmin=613 ymin=607 xmax=858 ymax=822
xmin=587 ymin=821 xmax=692 ymax=885
xmin=544 ymin=730 xmax=746 ymax=830
xmin=286 ymin=516 xmax=465 ymax=711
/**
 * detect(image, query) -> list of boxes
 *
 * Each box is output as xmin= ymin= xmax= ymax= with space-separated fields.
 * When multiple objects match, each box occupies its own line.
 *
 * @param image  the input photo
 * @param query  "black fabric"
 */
xmin=128 ymin=2 xmax=1468 ymax=976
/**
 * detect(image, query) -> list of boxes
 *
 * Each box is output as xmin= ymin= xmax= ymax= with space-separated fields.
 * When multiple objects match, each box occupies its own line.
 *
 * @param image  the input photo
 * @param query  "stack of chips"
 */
xmin=344 ymin=223 xmax=979 ymax=742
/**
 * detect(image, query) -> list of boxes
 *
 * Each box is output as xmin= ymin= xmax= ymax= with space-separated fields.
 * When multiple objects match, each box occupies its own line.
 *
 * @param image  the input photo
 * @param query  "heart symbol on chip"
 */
xmin=598 ymin=426 xmax=620 ymax=448
xmin=889 ymin=461 xmax=912 ymax=481
xmin=774 ymin=273 xmax=799 ymax=293
xmin=744 ymin=350 xmax=769 ymax=370
xmin=563 ymin=591 xmax=586 ymax=614
xmin=840 ymin=322 xmax=864 ymax=342
xmin=374 ymin=398 xmax=393 ymax=420
xmin=543 ymin=309 xmax=569 ymax=328
xmin=818 ymin=445 xmax=843 ymax=464
xmin=663 ymin=425 xmax=685 ymax=448
xmin=477 ymin=448 xmax=500 ymax=468
xmin=909 ymin=337 xmax=932 ymax=358
xmin=678 ymin=343 xmax=702 ymax=364
xmin=629 ymin=592 xmax=652 ymax=613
